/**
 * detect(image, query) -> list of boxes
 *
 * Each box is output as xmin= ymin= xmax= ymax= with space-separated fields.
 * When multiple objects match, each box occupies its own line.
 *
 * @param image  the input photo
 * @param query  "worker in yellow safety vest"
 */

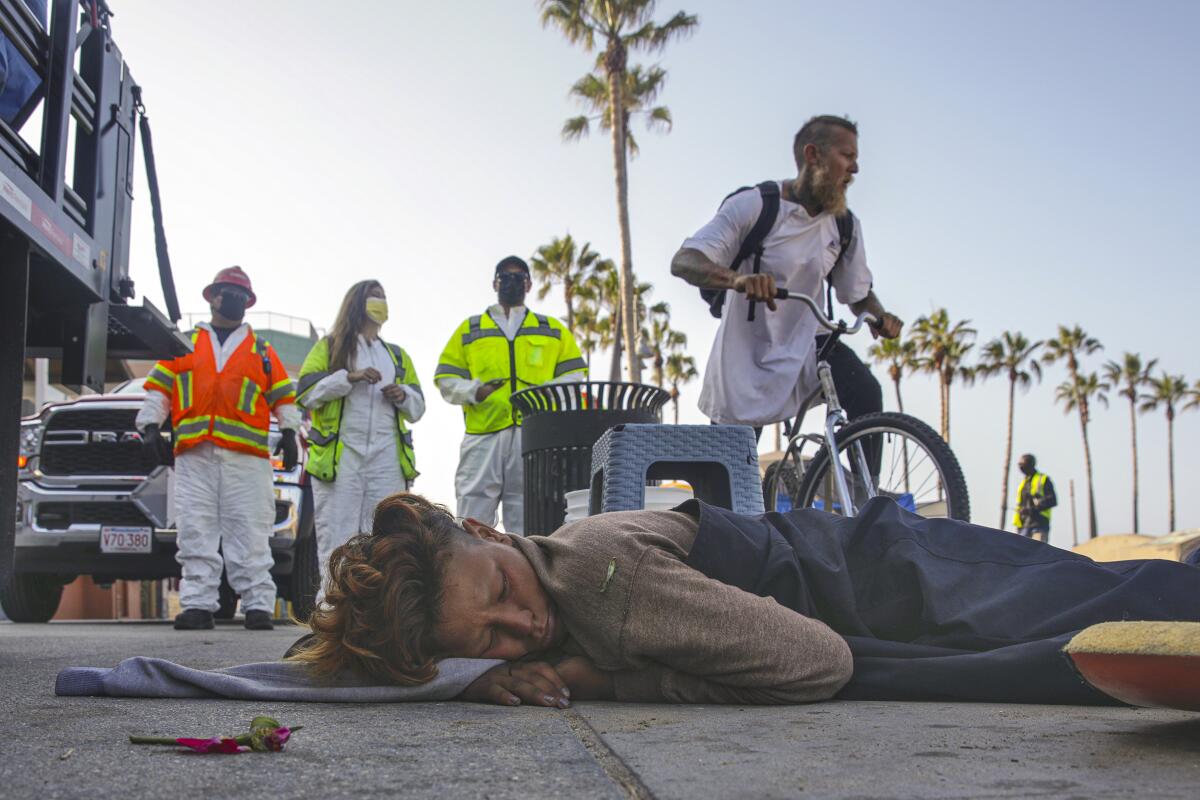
xmin=137 ymin=266 xmax=300 ymax=631
xmin=434 ymin=256 xmax=587 ymax=534
xmin=1012 ymin=453 xmax=1056 ymax=542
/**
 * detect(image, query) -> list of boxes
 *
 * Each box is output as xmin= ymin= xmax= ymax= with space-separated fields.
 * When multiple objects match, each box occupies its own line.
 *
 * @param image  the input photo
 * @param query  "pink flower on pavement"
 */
xmin=262 ymin=727 xmax=292 ymax=752
xmin=175 ymin=737 xmax=245 ymax=754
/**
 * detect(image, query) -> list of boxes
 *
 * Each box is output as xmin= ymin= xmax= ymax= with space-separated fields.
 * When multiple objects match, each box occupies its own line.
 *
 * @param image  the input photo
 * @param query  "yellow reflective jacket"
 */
xmin=435 ymin=309 xmax=586 ymax=434
xmin=296 ymin=336 xmax=421 ymax=481
xmin=1012 ymin=472 xmax=1053 ymax=528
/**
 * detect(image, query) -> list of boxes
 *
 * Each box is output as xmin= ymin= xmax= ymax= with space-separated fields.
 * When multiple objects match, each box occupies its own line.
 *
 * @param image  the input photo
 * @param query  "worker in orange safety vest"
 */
xmin=136 ymin=266 xmax=301 ymax=631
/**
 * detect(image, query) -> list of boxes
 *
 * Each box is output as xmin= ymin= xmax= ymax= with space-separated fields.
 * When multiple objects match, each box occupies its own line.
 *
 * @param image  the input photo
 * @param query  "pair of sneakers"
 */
xmin=174 ymin=608 xmax=274 ymax=630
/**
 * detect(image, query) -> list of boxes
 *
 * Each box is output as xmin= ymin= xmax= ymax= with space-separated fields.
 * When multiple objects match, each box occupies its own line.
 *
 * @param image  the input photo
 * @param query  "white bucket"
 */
xmin=563 ymin=485 xmax=694 ymax=524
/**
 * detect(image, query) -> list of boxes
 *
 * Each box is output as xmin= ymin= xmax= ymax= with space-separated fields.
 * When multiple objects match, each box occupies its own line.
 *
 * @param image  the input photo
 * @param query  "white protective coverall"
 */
xmin=435 ymin=304 xmax=579 ymax=535
xmin=136 ymin=322 xmax=302 ymax=613
xmin=302 ymin=335 xmax=425 ymax=599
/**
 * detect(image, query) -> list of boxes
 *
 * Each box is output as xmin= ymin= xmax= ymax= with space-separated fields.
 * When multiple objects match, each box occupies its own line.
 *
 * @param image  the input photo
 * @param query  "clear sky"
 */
xmin=111 ymin=0 xmax=1199 ymax=545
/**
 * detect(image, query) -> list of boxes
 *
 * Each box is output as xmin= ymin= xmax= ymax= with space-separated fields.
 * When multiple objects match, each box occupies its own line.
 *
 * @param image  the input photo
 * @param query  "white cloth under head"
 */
xmin=685 ymin=181 xmax=873 ymax=426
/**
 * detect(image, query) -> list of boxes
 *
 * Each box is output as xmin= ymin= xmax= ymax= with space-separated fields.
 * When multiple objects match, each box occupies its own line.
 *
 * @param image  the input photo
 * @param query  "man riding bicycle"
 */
xmin=671 ymin=115 xmax=903 ymax=447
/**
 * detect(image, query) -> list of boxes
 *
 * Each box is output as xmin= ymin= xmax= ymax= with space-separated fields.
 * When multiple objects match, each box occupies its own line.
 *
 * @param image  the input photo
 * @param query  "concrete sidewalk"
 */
xmin=1 ymin=623 xmax=1196 ymax=799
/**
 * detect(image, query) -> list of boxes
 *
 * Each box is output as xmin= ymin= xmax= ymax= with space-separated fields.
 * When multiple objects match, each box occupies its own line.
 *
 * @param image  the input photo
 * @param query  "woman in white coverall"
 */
xmin=297 ymin=281 xmax=424 ymax=601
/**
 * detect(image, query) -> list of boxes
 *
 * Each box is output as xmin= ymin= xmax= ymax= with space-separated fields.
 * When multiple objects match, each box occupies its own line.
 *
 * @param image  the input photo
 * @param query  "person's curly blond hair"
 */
xmin=287 ymin=493 xmax=470 ymax=684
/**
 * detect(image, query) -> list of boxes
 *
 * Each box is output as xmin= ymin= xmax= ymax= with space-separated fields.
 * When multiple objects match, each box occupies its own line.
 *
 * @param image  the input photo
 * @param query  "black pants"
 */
xmin=686 ymin=498 xmax=1200 ymax=703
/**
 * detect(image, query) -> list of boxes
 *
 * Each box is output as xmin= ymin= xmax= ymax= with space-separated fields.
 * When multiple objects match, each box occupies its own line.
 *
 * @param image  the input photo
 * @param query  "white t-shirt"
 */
xmin=684 ymin=182 xmax=873 ymax=426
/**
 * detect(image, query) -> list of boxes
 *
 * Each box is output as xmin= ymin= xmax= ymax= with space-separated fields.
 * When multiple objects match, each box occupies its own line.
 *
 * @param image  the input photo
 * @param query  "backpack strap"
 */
xmin=825 ymin=211 xmax=856 ymax=320
xmin=699 ymin=181 xmax=781 ymax=319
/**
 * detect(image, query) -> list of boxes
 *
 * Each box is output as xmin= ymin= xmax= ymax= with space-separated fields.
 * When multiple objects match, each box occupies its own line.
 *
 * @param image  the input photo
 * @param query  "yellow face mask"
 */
xmin=365 ymin=297 xmax=389 ymax=325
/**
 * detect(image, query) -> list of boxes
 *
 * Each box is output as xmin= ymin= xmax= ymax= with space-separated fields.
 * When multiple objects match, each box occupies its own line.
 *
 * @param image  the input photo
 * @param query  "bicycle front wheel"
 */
xmin=794 ymin=412 xmax=971 ymax=521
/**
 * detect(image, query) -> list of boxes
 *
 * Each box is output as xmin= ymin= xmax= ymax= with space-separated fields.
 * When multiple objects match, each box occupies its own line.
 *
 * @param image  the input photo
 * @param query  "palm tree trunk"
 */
xmin=941 ymin=376 xmax=951 ymax=444
xmin=892 ymin=378 xmax=904 ymax=415
xmin=1167 ymin=413 xmax=1176 ymax=532
xmin=563 ymin=282 xmax=574 ymax=332
xmin=672 ymin=395 xmax=680 ymax=425
xmin=1080 ymin=416 xmax=1098 ymax=538
xmin=605 ymin=63 xmax=641 ymax=383
xmin=608 ymin=311 xmax=623 ymax=382
xmin=1000 ymin=379 xmax=1016 ymax=529
xmin=1128 ymin=398 xmax=1139 ymax=533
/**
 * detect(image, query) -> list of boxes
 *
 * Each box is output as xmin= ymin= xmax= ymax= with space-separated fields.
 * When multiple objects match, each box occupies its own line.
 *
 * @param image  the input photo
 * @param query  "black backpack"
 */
xmin=699 ymin=181 xmax=855 ymax=321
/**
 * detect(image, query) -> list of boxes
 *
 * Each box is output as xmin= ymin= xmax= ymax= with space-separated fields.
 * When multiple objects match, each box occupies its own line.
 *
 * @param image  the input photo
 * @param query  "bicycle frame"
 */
xmin=772 ymin=291 xmax=878 ymax=516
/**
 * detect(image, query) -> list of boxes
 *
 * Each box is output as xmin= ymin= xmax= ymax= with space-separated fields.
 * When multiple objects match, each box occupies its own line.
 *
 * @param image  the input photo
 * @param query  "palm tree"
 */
xmin=1102 ymin=354 xmax=1157 ymax=533
xmin=563 ymin=64 xmax=672 ymax=157
xmin=1140 ymin=372 xmax=1189 ymax=532
xmin=664 ymin=351 xmax=698 ymax=424
xmin=582 ymin=258 xmax=623 ymax=380
xmin=975 ymin=332 xmax=1043 ymax=529
xmin=540 ymin=0 xmax=697 ymax=382
xmin=867 ymin=336 xmax=917 ymax=414
xmin=572 ymin=291 xmax=603 ymax=369
xmin=908 ymin=309 xmax=976 ymax=443
xmin=1043 ymin=325 xmax=1104 ymax=538
xmin=641 ymin=301 xmax=687 ymax=388
xmin=530 ymin=234 xmax=600 ymax=331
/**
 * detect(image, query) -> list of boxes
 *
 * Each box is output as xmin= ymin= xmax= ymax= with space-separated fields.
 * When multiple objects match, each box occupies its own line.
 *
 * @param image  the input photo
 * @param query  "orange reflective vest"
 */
xmin=144 ymin=326 xmax=296 ymax=458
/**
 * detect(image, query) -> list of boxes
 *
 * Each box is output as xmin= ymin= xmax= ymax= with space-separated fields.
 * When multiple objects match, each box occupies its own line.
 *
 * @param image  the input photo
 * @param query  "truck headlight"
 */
xmin=19 ymin=421 xmax=43 ymax=471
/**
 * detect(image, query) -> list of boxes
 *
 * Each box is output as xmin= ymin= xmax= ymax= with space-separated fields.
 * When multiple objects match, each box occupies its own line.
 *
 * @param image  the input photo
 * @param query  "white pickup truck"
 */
xmin=6 ymin=379 xmax=319 ymax=622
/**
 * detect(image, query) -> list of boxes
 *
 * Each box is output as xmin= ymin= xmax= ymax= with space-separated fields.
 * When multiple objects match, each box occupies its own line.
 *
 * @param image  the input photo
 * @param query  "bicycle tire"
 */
xmin=793 ymin=412 xmax=971 ymax=521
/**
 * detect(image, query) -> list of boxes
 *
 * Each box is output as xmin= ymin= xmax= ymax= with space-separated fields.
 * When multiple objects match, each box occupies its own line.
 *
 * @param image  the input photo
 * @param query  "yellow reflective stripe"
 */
xmin=212 ymin=416 xmax=270 ymax=449
xmin=554 ymin=357 xmax=587 ymax=377
xmin=238 ymin=377 xmax=260 ymax=415
xmin=266 ymin=378 xmax=295 ymax=405
xmin=435 ymin=362 xmax=470 ymax=379
xmin=176 ymin=372 xmax=193 ymax=411
xmin=174 ymin=416 xmax=211 ymax=443
xmin=145 ymin=364 xmax=176 ymax=390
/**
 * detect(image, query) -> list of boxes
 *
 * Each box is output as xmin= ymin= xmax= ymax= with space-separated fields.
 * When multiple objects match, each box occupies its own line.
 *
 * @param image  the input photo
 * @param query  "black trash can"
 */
xmin=511 ymin=381 xmax=670 ymax=535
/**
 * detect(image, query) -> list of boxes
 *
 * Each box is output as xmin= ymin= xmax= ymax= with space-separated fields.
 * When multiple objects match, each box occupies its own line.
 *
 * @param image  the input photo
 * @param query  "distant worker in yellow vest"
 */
xmin=1013 ymin=454 xmax=1057 ymax=542
xmin=435 ymin=256 xmax=587 ymax=534
xmin=298 ymin=280 xmax=424 ymax=604
xmin=137 ymin=266 xmax=300 ymax=631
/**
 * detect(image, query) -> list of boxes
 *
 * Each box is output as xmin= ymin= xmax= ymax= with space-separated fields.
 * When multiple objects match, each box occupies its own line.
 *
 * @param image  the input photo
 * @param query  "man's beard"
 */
xmin=807 ymin=161 xmax=850 ymax=216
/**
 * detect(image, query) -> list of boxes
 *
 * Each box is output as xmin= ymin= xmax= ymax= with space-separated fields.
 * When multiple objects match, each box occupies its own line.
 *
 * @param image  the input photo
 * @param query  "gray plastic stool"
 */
xmin=589 ymin=424 xmax=765 ymax=515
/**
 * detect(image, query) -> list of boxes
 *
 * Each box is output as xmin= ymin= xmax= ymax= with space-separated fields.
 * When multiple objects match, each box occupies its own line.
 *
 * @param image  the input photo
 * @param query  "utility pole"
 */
xmin=1069 ymin=479 xmax=1078 ymax=547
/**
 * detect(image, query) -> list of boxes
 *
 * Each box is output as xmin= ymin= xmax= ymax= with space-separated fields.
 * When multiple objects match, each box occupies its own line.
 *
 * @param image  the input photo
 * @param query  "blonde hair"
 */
xmin=326 ymin=280 xmax=381 ymax=372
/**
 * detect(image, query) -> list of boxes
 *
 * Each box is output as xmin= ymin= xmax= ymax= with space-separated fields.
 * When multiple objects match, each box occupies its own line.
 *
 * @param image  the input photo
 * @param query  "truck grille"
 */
xmin=36 ymin=502 xmax=154 ymax=530
xmin=40 ymin=407 xmax=150 ymax=476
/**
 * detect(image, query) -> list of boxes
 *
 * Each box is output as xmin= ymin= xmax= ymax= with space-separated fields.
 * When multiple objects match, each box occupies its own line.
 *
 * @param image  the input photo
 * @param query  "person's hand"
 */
xmin=474 ymin=379 xmax=504 ymax=403
xmin=732 ymin=273 xmax=778 ymax=311
xmin=348 ymin=367 xmax=382 ymax=384
xmin=140 ymin=424 xmax=172 ymax=468
xmin=274 ymin=429 xmax=299 ymax=471
xmin=459 ymin=661 xmax=571 ymax=708
xmin=381 ymin=383 xmax=407 ymax=404
xmin=554 ymin=656 xmax=615 ymax=700
xmin=868 ymin=311 xmax=903 ymax=340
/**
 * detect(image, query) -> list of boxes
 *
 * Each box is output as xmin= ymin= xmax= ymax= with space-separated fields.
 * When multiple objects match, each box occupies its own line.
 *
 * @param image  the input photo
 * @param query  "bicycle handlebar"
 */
xmin=772 ymin=288 xmax=877 ymax=334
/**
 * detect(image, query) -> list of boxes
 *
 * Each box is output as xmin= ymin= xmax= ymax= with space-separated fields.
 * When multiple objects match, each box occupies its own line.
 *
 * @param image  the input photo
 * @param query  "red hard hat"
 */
xmin=202 ymin=265 xmax=257 ymax=308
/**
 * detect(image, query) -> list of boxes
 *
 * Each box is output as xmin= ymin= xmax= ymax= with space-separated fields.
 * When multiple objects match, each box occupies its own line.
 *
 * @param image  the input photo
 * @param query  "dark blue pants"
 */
xmin=684 ymin=498 xmax=1200 ymax=704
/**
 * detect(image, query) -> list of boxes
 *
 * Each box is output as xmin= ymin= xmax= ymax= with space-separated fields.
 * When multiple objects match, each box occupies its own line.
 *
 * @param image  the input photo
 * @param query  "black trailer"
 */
xmin=0 ymin=0 xmax=186 ymax=597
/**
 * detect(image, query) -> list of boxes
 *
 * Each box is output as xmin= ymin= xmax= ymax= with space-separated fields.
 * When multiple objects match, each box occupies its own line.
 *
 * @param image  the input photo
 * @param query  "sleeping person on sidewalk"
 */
xmin=287 ymin=494 xmax=1200 ymax=708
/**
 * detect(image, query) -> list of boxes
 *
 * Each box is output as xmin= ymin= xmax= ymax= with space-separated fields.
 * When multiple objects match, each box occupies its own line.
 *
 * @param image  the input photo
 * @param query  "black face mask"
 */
xmin=497 ymin=274 xmax=527 ymax=306
xmin=218 ymin=291 xmax=248 ymax=322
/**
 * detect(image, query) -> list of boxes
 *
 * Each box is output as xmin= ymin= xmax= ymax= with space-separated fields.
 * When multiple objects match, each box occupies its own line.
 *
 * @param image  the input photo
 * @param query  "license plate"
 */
xmin=100 ymin=526 xmax=153 ymax=554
